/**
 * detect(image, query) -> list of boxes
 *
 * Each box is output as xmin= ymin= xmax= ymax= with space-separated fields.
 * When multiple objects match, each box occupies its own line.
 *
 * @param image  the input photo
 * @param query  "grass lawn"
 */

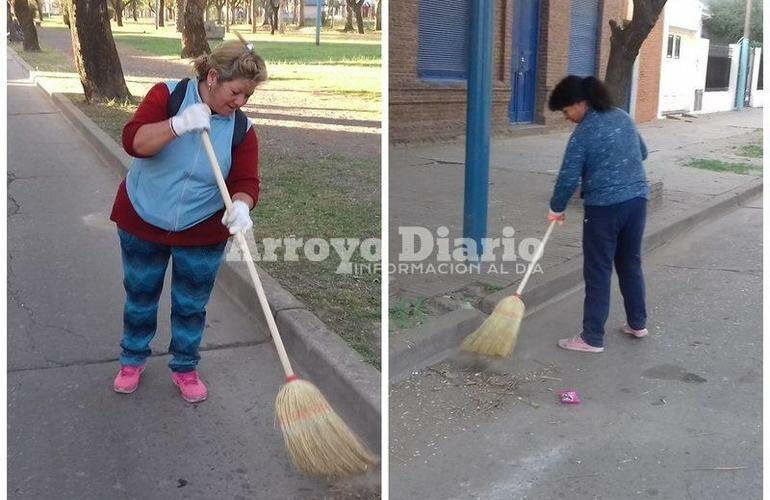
xmin=687 ymin=159 xmax=762 ymax=175
xmin=10 ymin=20 xmax=382 ymax=368
xmin=389 ymin=297 xmax=430 ymax=332
xmin=113 ymin=30 xmax=380 ymax=66
xmin=735 ymin=131 xmax=763 ymax=159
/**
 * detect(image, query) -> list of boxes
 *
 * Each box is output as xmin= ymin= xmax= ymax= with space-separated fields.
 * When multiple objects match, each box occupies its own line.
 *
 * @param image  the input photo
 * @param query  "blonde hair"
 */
xmin=193 ymin=35 xmax=267 ymax=84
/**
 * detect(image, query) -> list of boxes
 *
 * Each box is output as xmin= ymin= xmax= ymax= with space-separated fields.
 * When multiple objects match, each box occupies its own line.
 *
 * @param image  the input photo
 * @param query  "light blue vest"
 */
xmin=126 ymin=79 xmax=236 ymax=232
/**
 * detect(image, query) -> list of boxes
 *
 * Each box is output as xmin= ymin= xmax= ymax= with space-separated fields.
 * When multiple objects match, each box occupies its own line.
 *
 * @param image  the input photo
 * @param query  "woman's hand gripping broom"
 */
xmin=201 ymin=131 xmax=378 ymax=477
xmin=461 ymin=220 xmax=558 ymax=357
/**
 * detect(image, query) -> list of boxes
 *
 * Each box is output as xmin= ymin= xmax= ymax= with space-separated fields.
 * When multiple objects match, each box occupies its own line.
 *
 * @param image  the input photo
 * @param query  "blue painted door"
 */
xmin=568 ymin=0 xmax=600 ymax=77
xmin=509 ymin=0 xmax=540 ymax=123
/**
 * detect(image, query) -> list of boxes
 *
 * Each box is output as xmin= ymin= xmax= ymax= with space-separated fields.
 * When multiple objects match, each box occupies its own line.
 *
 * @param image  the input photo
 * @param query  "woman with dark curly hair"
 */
xmin=547 ymin=75 xmax=650 ymax=354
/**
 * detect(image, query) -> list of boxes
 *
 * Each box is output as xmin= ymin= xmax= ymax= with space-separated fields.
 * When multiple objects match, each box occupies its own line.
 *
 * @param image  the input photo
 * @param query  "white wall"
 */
xmin=666 ymin=0 xmax=705 ymax=33
xmin=700 ymin=43 xmax=740 ymax=113
xmin=657 ymin=0 xmax=707 ymax=115
xmin=749 ymin=48 xmax=763 ymax=107
xmin=659 ymin=28 xmax=701 ymax=113
xmin=694 ymin=37 xmax=709 ymax=100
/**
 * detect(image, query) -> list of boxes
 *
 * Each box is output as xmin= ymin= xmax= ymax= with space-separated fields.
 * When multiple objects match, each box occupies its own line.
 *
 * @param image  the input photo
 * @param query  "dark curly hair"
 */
xmin=548 ymin=75 xmax=613 ymax=112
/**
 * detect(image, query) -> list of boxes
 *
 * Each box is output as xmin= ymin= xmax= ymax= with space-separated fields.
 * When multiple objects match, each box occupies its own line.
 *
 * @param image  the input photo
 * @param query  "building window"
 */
xmin=417 ymin=0 xmax=470 ymax=80
xmin=667 ymin=34 xmax=682 ymax=58
xmin=705 ymin=43 xmax=732 ymax=91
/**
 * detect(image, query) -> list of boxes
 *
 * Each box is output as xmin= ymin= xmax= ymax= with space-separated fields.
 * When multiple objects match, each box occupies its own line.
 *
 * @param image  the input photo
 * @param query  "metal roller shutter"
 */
xmin=568 ymin=0 xmax=600 ymax=77
xmin=418 ymin=0 xmax=471 ymax=79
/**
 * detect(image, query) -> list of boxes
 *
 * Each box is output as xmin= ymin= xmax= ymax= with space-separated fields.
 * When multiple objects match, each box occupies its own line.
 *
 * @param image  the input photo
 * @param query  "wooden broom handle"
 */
xmin=515 ymin=220 xmax=557 ymax=296
xmin=201 ymin=130 xmax=296 ymax=379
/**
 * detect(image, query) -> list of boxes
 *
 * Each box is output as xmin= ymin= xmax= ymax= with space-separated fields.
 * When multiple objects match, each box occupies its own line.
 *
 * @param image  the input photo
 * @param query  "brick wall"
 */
xmin=389 ymin=0 xmax=514 ymax=142
xmin=390 ymin=0 xmax=636 ymax=142
xmin=536 ymin=0 xmax=571 ymax=126
xmin=634 ymin=12 xmax=664 ymax=122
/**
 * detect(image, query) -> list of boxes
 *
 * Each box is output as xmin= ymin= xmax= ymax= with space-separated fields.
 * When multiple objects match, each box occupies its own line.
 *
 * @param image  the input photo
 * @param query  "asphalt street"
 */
xmin=390 ymin=196 xmax=762 ymax=500
xmin=6 ymin=55 xmax=348 ymax=499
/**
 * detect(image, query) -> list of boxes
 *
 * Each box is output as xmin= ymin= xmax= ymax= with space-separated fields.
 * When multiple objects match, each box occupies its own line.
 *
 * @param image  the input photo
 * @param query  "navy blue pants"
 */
xmin=581 ymin=197 xmax=647 ymax=347
xmin=117 ymin=229 xmax=226 ymax=372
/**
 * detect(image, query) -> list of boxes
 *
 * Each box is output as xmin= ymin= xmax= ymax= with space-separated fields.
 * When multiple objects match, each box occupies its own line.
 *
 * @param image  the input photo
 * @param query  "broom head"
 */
xmin=460 ymin=294 xmax=525 ymax=357
xmin=276 ymin=377 xmax=379 ymax=478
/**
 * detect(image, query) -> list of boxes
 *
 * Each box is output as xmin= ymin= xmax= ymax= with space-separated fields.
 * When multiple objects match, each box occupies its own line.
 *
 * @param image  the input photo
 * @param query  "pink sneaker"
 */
xmin=620 ymin=324 xmax=648 ymax=338
xmin=171 ymin=370 xmax=208 ymax=403
xmin=558 ymin=335 xmax=604 ymax=353
xmin=113 ymin=365 xmax=145 ymax=394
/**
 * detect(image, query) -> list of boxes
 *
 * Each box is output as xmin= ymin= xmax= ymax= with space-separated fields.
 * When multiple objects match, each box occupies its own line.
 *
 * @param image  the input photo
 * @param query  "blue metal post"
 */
xmin=463 ymin=0 xmax=495 ymax=259
xmin=316 ymin=0 xmax=323 ymax=46
xmin=735 ymin=38 xmax=749 ymax=109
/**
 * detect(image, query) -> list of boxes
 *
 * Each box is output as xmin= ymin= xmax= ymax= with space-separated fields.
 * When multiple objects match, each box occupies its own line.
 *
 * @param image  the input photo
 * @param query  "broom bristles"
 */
xmin=276 ymin=379 xmax=379 ymax=478
xmin=460 ymin=295 xmax=525 ymax=357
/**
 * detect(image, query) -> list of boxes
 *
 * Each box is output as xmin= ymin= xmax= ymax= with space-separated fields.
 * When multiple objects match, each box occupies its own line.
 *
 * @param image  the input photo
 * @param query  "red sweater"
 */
xmin=110 ymin=82 xmax=260 ymax=246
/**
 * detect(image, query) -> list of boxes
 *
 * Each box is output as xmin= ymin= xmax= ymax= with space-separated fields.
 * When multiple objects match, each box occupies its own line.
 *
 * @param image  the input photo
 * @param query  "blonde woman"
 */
xmin=110 ymin=41 xmax=267 ymax=402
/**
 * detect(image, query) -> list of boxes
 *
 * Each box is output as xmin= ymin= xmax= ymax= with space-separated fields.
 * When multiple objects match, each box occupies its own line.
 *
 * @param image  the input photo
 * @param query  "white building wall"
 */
xmin=749 ymin=48 xmax=763 ymax=107
xmin=657 ymin=0 xmax=707 ymax=115
xmin=666 ymin=0 xmax=704 ymax=32
xmin=701 ymin=43 xmax=740 ymax=112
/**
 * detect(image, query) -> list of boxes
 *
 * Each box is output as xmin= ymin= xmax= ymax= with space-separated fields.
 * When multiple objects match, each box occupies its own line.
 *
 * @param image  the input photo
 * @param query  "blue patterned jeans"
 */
xmin=117 ymin=229 xmax=226 ymax=372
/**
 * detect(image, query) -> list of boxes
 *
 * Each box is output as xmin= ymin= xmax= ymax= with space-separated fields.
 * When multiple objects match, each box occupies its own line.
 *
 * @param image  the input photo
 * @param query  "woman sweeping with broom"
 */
xmin=547 ymin=75 xmax=650 ymax=353
xmin=462 ymin=76 xmax=649 ymax=358
xmin=110 ymin=36 xmax=376 ymax=477
xmin=110 ymin=40 xmax=265 ymax=402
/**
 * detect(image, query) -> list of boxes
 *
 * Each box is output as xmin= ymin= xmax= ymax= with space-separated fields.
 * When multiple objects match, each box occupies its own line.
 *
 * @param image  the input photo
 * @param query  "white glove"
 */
xmin=221 ymin=200 xmax=253 ymax=235
xmin=171 ymin=103 xmax=211 ymax=136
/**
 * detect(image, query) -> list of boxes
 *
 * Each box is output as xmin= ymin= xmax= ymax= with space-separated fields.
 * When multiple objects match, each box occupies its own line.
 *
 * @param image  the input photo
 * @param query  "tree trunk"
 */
xmin=131 ymin=0 xmax=137 ymax=20
xmin=181 ymin=0 xmax=210 ymax=58
xmin=604 ymin=0 xmax=667 ymax=107
xmin=297 ymin=0 xmax=303 ymax=27
xmin=62 ymin=0 xmax=71 ymax=27
xmin=251 ymin=0 xmax=257 ymax=31
xmin=343 ymin=3 xmax=352 ymax=31
xmin=176 ymin=0 xmax=185 ymax=30
xmin=350 ymin=0 xmax=363 ymax=33
xmin=69 ymin=0 xmax=130 ymax=102
xmin=13 ymin=0 xmax=41 ymax=51
xmin=34 ymin=0 xmax=44 ymax=20
xmin=158 ymin=0 xmax=164 ymax=25
xmin=225 ymin=0 xmax=229 ymax=31
xmin=114 ymin=0 xmax=123 ymax=25
xmin=375 ymin=0 xmax=380 ymax=31
xmin=262 ymin=0 xmax=269 ymax=25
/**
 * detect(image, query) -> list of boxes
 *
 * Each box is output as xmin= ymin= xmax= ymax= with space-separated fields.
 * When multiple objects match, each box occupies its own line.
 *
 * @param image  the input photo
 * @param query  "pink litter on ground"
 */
xmin=559 ymin=390 xmax=581 ymax=404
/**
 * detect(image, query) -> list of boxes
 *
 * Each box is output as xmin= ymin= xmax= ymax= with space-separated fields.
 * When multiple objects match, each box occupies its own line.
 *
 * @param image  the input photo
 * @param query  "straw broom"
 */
xmin=200 ymin=131 xmax=378 ymax=477
xmin=461 ymin=221 xmax=557 ymax=357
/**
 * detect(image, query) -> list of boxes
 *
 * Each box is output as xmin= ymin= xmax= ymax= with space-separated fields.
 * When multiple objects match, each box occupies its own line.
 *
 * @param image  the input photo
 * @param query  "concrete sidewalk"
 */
xmin=389 ymin=108 xmax=762 ymax=379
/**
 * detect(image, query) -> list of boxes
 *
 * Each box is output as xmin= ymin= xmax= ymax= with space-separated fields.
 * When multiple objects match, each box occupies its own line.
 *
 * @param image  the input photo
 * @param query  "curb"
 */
xmin=390 ymin=177 xmax=762 ymax=381
xmin=9 ymin=49 xmax=381 ymax=452
xmin=390 ymin=308 xmax=486 ymax=384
